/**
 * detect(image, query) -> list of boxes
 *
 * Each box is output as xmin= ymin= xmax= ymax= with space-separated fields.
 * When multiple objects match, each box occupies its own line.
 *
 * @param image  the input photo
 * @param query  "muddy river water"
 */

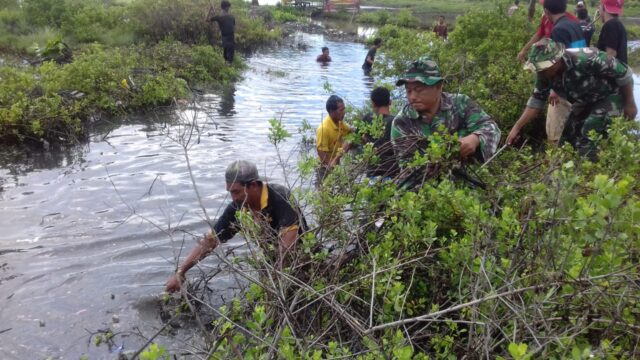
xmin=1 ymin=28 xmax=640 ymax=358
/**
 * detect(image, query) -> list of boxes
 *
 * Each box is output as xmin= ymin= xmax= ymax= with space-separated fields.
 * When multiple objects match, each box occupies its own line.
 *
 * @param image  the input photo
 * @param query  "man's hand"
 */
xmin=165 ymin=271 xmax=185 ymax=293
xmin=624 ymin=102 xmax=638 ymax=120
xmin=517 ymin=49 xmax=527 ymax=63
xmin=506 ymin=125 xmax=522 ymax=146
xmin=548 ymin=90 xmax=559 ymax=106
xmin=459 ymin=134 xmax=480 ymax=158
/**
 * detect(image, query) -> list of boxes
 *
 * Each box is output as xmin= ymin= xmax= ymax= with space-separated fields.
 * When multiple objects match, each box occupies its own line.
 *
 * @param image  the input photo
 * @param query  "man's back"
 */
xmin=531 ymin=48 xmax=632 ymax=106
xmin=211 ymin=13 xmax=235 ymax=39
xmin=551 ymin=15 xmax=586 ymax=49
xmin=597 ymin=17 xmax=627 ymax=63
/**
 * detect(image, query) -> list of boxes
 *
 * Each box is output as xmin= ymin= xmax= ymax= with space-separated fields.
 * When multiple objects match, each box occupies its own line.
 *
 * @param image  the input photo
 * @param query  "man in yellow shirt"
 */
xmin=316 ymin=95 xmax=351 ymax=181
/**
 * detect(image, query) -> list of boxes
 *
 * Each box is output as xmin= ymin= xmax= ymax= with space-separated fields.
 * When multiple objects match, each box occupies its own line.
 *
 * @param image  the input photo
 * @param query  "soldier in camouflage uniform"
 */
xmin=391 ymin=57 xmax=502 ymax=164
xmin=507 ymin=38 xmax=637 ymax=157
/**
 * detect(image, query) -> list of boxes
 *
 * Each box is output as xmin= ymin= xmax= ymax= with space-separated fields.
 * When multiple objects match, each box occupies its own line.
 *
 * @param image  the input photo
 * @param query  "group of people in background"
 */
xmin=508 ymin=0 xmax=634 ymax=158
xmin=166 ymin=0 xmax=636 ymax=293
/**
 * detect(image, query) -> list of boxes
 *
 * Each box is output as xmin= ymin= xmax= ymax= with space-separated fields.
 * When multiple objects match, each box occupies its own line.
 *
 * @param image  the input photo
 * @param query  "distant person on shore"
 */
xmin=362 ymin=38 xmax=382 ymax=75
xmin=207 ymin=0 xmax=236 ymax=63
xmin=316 ymin=95 xmax=352 ymax=182
xmin=316 ymin=46 xmax=332 ymax=63
xmin=508 ymin=0 xmax=520 ymax=17
xmin=575 ymin=1 xmax=595 ymax=46
xmin=433 ymin=16 xmax=448 ymax=40
xmin=361 ymin=87 xmax=400 ymax=179
xmin=597 ymin=0 xmax=628 ymax=64
xmin=507 ymin=39 xmax=636 ymax=158
xmin=165 ymin=160 xmax=306 ymax=293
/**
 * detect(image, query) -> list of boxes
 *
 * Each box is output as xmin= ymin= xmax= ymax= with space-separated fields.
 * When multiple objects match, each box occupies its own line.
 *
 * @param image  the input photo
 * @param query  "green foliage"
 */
xmin=198 ymin=116 xmax=640 ymax=358
xmin=168 ymin=8 xmax=640 ymax=359
xmin=140 ymin=343 xmax=170 ymax=360
xmin=127 ymin=0 xmax=281 ymax=50
xmin=358 ymin=9 xmax=418 ymax=28
xmin=376 ymin=7 xmax=535 ymax=131
xmin=271 ymin=8 xmax=303 ymax=23
xmin=0 ymin=39 xmax=245 ymax=144
xmin=268 ymin=117 xmax=292 ymax=145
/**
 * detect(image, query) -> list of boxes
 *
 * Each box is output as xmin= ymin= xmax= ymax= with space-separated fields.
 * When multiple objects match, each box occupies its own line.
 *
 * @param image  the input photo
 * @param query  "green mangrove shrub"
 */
xmin=375 ymin=8 xmax=537 ymax=132
xmin=164 ymin=117 xmax=640 ymax=358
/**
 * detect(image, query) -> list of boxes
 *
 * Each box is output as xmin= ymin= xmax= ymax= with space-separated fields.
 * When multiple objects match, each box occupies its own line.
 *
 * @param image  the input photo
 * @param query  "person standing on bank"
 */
xmin=362 ymin=38 xmax=382 ymax=75
xmin=165 ymin=160 xmax=306 ymax=293
xmin=597 ymin=0 xmax=628 ymax=64
xmin=575 ymin=1 xmax=595 ymax=46
xmin=207 ymin=0 xmax=236 ymax=64
xmin=433 ymin=16 xmax=448 ymax=40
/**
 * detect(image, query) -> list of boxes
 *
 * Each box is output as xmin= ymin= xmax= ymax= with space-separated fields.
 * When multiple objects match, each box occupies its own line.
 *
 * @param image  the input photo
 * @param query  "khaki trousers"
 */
xmin=545 ymin=97 xmax=572 ymax=145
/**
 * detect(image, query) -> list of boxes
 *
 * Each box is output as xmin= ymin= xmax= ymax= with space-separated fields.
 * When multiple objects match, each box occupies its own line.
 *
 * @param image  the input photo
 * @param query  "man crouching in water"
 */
xmin=166 ymin=160 xmax=306 ymax=293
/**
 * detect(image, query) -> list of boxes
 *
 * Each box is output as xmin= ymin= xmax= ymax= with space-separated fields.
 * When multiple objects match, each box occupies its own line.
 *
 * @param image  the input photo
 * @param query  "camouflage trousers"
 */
xmin=560 ymin=93 xmax=623 ymax=159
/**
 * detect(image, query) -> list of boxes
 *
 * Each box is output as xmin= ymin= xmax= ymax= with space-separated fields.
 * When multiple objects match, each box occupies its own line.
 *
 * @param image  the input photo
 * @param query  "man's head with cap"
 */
xmin=225 ymin=160 xmax=264 ymax=207
xmin=396 ymin=57 xmax=445 ymax=115
xmin=601 ymin=0 xmax=623 ymax=15
xmin=524 ymin=38 xmax=566 ymax=78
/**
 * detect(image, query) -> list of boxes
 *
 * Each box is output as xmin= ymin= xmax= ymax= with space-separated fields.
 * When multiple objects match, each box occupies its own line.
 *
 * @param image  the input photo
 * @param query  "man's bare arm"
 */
xmin=165 ymin=232 xmax=219 ymax=292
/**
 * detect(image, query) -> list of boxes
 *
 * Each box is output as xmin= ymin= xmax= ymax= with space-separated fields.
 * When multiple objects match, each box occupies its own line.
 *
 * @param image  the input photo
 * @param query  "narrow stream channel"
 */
xmin=1 ymin=28 xmax=640 ymax=358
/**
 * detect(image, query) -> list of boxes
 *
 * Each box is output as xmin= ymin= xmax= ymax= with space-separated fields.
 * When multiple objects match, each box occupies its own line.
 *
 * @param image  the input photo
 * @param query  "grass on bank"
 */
xmin=0 ymin=0 xmax=298 ymax=145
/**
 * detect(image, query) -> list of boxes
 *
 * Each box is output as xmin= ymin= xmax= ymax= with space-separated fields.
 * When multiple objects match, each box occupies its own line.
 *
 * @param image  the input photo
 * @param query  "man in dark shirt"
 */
xmin=361 ymin=87 xmax=399 ymax=179
xmin=546 ymin=0 xmax=586 ymax=52
xmin=165 ymin=160 xmax=306 ymax=293
xmin=362 ymin=38 xmax=382 ymax=75
xmin=208 ymin=0 xmax=236 ymax=63
xmin=597 ymin=0 xmax=627 ymax=63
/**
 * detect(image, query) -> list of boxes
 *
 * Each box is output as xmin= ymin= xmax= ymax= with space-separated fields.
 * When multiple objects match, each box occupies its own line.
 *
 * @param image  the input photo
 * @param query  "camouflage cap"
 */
xmin=396 ymin=57 xmax=444 ymax=86
xmin=524 ymin=38 xmax=565 ymax=72
xmin=225 ymin=160 xmax=263 ymax=184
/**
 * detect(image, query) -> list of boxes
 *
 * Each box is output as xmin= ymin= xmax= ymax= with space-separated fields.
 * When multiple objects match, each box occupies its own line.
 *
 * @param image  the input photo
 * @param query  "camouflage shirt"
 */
xmin=527 ymin=47 xmax=633 ymax=109
xmin=390 ymin=92 xmax=501 ymax=162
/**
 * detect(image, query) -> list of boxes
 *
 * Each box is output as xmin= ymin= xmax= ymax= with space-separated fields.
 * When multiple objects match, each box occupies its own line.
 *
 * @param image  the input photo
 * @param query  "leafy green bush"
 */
xmin=271 ymin=8 xmax=303 ymax=23
xmin=127 ymin=0 xmax=281 ymax=50
xmin=376 ymin=8 xmax=536 ymax=131
xmin=0 ymin=41 xmax=228 ymax=144
xmin=155 ymin=6 xmax=640 ymax=359
xmin=357 ymin=10 xmax=391 ymax=26
xmin=59 ymin=0 xmax=128 ymax=43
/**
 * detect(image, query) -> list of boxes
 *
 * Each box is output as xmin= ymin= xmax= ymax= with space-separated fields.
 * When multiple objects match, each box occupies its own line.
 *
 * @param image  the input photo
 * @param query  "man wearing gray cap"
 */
xmin=165 ymin=160 xmax=306 ymax=293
